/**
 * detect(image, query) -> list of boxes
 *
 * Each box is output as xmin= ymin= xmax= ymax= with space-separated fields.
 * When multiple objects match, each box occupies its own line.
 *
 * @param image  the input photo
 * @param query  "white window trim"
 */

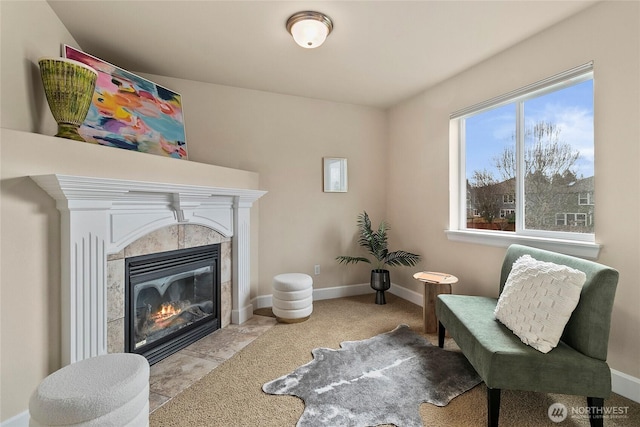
xmin=447 ymin=62 xmax=601 ymax=259
xmin=445 ymin=229 xmax=600 ymax=259
xmin=579 ymin=192 xmax=594 ymax=205
xmin=556 ymin=213 xmax=588 ymax=226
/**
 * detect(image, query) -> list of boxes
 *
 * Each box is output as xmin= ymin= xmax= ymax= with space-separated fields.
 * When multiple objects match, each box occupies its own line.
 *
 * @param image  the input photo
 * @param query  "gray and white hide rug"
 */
xmin=262 ymin=324 xmax=482 ymax=427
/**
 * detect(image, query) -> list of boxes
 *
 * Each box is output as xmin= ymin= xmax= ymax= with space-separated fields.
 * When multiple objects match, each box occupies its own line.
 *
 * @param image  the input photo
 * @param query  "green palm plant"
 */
xmin=337 ymin=211 xmax=421 ymax=304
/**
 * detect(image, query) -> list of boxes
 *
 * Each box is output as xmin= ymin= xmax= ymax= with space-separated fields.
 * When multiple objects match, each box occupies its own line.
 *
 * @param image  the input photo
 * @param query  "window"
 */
xmin=556 ymin=213 xmax=588 ymax=227
xmin=500 ymin=209 xmax=516 ymax=219
xmin=447 ymin=63 xmax=599 ymax=258
xmin=503 ymin=194 xmax=515 ymax=204
xmin=579 ymin=192 xmax=594 ymax=205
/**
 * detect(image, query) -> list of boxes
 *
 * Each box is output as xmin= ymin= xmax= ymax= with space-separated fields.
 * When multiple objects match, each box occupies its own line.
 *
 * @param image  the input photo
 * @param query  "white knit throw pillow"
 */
xmin=494 ymin=255 xmax=586 ymax=353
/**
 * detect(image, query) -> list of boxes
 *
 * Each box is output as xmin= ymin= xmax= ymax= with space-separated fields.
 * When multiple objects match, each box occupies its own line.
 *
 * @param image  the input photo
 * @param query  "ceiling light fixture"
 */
xmin=286 ymin=11 xmax=333 ymax=49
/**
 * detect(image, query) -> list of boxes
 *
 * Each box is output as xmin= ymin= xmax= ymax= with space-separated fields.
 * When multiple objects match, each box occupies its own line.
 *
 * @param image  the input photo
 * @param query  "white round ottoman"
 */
xmin=272 ymin=273 xmax=313 ymax=323
xmin=29 ymin=353 xmax=150 ymax=427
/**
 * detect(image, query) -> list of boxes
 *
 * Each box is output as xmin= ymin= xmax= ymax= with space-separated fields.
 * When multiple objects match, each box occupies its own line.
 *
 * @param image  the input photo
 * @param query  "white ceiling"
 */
xmin=47 ymin=1 xmax=597 ymax=109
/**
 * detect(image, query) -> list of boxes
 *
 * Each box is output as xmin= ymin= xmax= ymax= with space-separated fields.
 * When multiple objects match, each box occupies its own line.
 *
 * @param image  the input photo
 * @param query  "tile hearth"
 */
xmin=148 ymin=314 xmax=276 ymax=413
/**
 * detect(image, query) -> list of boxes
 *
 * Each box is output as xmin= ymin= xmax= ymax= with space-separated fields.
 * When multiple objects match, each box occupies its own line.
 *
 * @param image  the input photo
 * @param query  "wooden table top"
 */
xmin=413 ymin=271 xmax=459 ymax=285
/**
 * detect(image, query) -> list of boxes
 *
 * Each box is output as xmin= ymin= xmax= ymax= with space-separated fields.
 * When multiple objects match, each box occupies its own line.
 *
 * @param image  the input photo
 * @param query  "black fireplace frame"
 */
xmin=124 ymin=244 xmax=221 ymax=365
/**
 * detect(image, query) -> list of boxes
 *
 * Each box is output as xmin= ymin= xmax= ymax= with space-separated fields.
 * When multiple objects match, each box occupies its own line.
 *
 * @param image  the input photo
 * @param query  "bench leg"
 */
xmin=487 ymin=387 xmax=500 ymax=427
xmin=587 ymin=397 xmax=604 ymax=427
xmin=438 ymin=322 xmax=445 ymax=348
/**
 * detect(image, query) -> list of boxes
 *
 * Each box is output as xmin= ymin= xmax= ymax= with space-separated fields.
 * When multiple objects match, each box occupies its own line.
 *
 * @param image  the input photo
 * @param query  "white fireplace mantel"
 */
xmin=31 ymin=174 xmax=266 ymax=364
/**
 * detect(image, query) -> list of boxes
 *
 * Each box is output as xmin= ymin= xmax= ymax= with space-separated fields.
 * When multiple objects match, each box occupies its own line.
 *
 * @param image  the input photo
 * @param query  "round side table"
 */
xmin=413 ymin=271 xmax=458 ymax=334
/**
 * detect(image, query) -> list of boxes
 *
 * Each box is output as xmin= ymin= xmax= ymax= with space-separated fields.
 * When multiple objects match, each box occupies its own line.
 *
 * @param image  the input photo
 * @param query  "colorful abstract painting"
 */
xmin=63 ymin=45 xmax=187 ymax=159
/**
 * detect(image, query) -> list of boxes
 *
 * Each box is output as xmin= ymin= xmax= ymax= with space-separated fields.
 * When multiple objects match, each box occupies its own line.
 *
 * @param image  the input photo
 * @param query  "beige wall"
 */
xmin=0 ymin=0 xmax=72 ymax=420
xmin=2 ymin=0 xmax=639 ymax=422
xmin=0 ymin=0 xmax=74 ymax=135
xmin=387 ymin=1 xmax=640 ymax=378
xmin=1 ymin=1 xmax=387 ymax=421
xmin=137 ymin=73 xmax=389 ymax=298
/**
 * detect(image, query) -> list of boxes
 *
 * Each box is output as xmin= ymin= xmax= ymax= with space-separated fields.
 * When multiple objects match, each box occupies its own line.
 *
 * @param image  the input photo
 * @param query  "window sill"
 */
xmin=445 ymin=229 xmax=601 ymax=259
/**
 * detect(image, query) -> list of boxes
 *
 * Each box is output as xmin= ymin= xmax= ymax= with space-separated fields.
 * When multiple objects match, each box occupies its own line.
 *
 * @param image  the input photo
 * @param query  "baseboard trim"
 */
xmin=313 ymin=283 xmax=375 ymax=300
xmin=253 ymin=293 xmax=273 ymax=310
xmin=231 ymin=304 xmax=254 ymax=324
xmin=253 ymin=282 xmax=418 ymax=310
xmin=1 ymin=411 xmax=28 ymax=427
xmin=388 ymin=283 xmax=423 ymax=306
xmin=611 ymin=368 xmax=640 ymax=403
xmin=252 ymin=283 xmax=374 ymax=310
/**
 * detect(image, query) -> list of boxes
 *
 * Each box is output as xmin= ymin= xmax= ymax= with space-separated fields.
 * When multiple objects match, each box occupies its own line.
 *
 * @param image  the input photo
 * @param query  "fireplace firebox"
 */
xmin=125 ymin=244 xmax=221 ymax=365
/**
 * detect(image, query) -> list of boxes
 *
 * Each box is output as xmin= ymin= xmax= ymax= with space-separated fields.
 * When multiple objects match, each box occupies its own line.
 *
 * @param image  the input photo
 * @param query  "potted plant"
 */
xmin=336 ymin=211 xmax=421 ymax=305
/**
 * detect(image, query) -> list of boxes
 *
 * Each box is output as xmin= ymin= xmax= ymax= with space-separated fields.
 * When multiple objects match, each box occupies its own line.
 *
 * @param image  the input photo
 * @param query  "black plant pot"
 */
xmin=370 ymin=269 xmax=391 ymax=305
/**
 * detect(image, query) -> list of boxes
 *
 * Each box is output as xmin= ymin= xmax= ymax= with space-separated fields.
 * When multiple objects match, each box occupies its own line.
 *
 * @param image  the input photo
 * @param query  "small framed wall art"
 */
xmin=63 ymin=45 xmax=187 ymax=159
xmin=323 ymin=157 xmax=348 ymax=192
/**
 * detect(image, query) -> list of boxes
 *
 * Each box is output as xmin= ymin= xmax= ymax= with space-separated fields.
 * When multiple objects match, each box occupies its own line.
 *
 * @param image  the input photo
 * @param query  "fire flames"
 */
xmin=151 ymin=302 xmax=181 ymax=325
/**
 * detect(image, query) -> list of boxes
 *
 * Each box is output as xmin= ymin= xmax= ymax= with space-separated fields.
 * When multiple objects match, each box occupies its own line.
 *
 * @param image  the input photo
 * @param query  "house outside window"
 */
xmin=579 ymin=192 xmax=594 ymax=205
xmin=500 ymin=209 xmax=516 ymax=218
xmin=556 ymin=213 xmax=589 ymax=227
xmin=447 ymin=63 xmax=599 ymax=257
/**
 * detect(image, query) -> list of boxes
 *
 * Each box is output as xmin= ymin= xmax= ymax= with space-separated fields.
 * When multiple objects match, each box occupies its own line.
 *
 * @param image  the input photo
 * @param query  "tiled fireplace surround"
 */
xmin=106 ymin=224 xmax=233 ymax=354
xmin=32 ymin=174 xmax=266 ymax=365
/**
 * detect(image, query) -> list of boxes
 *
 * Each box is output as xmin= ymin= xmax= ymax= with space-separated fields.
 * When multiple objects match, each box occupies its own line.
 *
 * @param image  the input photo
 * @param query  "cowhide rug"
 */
xmin=262 ymin=324 xmax=481 ymax=427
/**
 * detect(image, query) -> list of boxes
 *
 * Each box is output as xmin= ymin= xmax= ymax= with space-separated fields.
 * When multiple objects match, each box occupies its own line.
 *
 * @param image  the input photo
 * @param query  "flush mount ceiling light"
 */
xmin=286 ymin=11 xmax=333 ymax=49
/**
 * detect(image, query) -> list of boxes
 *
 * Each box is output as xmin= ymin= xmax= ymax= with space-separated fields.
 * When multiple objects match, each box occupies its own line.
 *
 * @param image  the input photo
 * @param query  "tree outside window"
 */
xmin=462 ymin=72 xmax=594 ymax=237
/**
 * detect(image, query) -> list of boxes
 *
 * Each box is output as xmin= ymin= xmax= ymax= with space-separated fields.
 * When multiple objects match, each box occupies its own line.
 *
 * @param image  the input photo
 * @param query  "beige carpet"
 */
xmin=150 ymin=294 xmax=640 ymax=427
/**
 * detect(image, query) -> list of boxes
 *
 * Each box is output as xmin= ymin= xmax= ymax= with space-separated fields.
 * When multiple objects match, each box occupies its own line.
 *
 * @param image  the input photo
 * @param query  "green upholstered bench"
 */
xmin=436 ymin=244 xmax=618 ymax=427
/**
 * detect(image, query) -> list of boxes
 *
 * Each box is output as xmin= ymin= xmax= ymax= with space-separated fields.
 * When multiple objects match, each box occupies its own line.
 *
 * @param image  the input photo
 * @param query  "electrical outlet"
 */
xmin=314 ymin=264 xmax=320 ymax=275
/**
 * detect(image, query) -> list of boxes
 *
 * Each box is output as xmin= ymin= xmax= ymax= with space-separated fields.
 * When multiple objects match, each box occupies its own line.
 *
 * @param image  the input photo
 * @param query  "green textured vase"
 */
xmin=38 ymin=57 xmax=98 ymax=142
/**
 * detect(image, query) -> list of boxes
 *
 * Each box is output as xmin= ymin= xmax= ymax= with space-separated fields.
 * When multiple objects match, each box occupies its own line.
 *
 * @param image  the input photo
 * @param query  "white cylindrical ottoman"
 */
xmin=29 ymin=353 xmax=150 ymax=427
xmin=272 ymin=273 xmax=313 ymax=323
